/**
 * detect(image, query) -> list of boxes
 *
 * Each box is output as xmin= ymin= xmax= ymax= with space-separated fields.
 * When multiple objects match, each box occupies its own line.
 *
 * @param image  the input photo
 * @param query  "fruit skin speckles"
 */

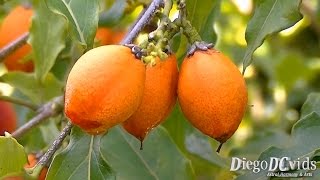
xmin=178 ymin=49 xmax=248 ymax=143
xmin=64 ymin=45 xmax=146 ymax=135
xmin=123 ymin=55 xmax=179 ymax=142
xmin=0 ymin=6 xmax=34 ymax=72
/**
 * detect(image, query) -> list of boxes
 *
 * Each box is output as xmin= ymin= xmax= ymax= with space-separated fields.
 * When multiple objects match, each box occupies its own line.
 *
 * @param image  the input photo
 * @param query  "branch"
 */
xmin=0 ymin=95 xmax=38 ymax=111
xmin=38 ymin=121 xmax=73 ymax=166
xmin=11 ymin=96 xmax=63 ymax=139
xmin=121 ymin=0 xmax=164 ymax=45
xmin=26 ymin=121 xmax=73 ymax=178
xmin=0 ymin=32 xmax=29 ymax=62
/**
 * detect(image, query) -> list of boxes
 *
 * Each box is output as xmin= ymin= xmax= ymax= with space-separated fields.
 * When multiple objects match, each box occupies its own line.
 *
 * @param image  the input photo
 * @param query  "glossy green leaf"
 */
xmin=30 ymin=0 xmax=66 ymax=82
xmin=237 ymin=112 xmax=320 ymax=180
xmin=242 ymin=0 xmax=302 ymax=73
xmin=0 ymin=135 xmax=27 ymax=178
xmin=1 ymin=72 xmax=63 ymax=103
xmin=300 ymin=93 xmax=320 ymax=118
xmin=47 ymin=127 xmax=115 ymax=180
xmin=100 ymin=126 xmax=195 ymax=180
xmin=45 ymin=0 xmax=99 ymax=50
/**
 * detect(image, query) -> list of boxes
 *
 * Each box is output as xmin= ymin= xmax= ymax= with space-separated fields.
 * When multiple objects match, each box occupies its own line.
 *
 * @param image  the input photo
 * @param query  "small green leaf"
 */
xmin=46 ymin=0 xmax=99 ymax=50
xmin=1 ymin=72 xmax=63 ymax=103
xmin=30 ymin=0 xmax=66 ymax=82
xmin=242 ymin=0 xmax=302 ymax=73
xmin=100 ymin=126 xmax=195 ymax=180
xmin=237 ymin=112 xmax=320 ymax=179
xmin=301 ymin=93 xmax=320 ymax=118
xmin=47 ymin=127 xmax=115 ymax=180
xmin=0 ymin=136 xmax=27 ymax=179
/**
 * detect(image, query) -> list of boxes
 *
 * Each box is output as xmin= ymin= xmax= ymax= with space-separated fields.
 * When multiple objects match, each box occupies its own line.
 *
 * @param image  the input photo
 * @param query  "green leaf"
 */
xmin=237 ymin=112 xmax=320 ymax=179
xmin=100 ymin=126 xmax=195 ymax=180
xmin=242 ymin=0 xmax=302 ymax=73
xmin=30 ymin=0 xmax=66 ymax=82
xmin=47 ymin=127 xmax=115 ymax=180
xmin=39 ymin=117 xmax=61 ymax=144
xmin=185 ymin=130 xmax=229 ymax=169
xmin=301 ymin=93 xmax=320 ymax=118
xmin=1 ymin=72 xmax=63 ymax=103
xmin=46 ymin=0 xmax=99 ymax=50
xmin=186 ymin=0 xmax=220 ymax=43
xmin=0 ymin=135 xmax=27 ymax=179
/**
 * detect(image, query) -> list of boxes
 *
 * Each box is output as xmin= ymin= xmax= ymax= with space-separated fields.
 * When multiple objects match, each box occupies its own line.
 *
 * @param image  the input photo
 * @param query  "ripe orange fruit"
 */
xmin=95 ymin=27 xmax=113 ymax=45
xmin=178 ymin=49 xmax=247 ymax=145
xmin=0 ymin=6 xmax=33 ymax=72
xmin=0 ymin=101 xmax=17 ymax=135
xmin=123 ymin=55 xmax=178 ymax=144
xmin=65 ymin=45 xmax=146 ymax=135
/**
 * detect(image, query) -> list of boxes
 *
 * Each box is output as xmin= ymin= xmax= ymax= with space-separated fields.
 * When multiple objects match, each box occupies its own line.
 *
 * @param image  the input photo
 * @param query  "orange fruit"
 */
xmin=0 ymin=6 xmax=33 ymax=72
xmin=65 ymin=45 xmax=146 ymax=135
xmin=178 ymin=49 xmax=247 ymax=144
xmin=95 ymin=27 xmax=113 ymax=45
xmin=0 ymin=101 xmax=17 ymax=135
xmin=123 ymin=55 xmax=178 ymax=143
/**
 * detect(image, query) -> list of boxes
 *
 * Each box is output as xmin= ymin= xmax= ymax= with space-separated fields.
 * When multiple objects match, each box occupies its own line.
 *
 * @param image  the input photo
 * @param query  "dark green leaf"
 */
xmin=0 ymin=135 xmax=27 ymax=178
xmin=237 ymin=112 xmax=320 ymax=179
xmin=242 ymin=0 xmax=302 ymax=73
xmin=100 ymin=126 xmax=195 ymax=180
xmin=1 ymin=72 xmax=63 ymax=103
xmin=47 ymin=127 xmax=115 ymax=180
xmin=45 ymin=0 xmax=99 ymax=50
xmin=30 ymin=0 xmax=66 ymax=82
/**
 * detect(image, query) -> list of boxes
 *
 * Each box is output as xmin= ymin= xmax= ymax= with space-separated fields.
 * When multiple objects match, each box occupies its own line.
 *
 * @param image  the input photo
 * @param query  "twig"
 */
xmin=0 ymin=95 xmax=38 ymax=111
xmin=0 ymin=32 xmax=29 ymax=62
xmin=38 ymin=121 xmax=73 ymax=166
xmin=126 ymin=6 xmax=148 ymax=35
xmin=11 ymin=96 xmax=63 ymax=138
xmin=121 ymin=0 xmax=164 ymax=44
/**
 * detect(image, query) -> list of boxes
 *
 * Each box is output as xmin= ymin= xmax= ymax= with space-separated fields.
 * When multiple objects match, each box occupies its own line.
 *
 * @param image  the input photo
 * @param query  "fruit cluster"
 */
xmin=64 ymin=43 xmax=248 ymax=151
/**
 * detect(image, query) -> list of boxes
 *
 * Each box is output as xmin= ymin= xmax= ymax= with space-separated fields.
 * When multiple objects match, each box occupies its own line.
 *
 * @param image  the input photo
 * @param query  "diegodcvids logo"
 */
xmin=230 ymin=157 xmax=316 ymax=174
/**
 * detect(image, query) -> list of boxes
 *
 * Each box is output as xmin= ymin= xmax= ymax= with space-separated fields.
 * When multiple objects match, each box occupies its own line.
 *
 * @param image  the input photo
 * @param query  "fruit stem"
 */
xmin=216 ymin=142 xmax=224 ymax=153
xmin=0 ymin=95 xmax=39 ymax=111
xmin=121 ymin=0 xmax=164 ymax=45
xmin=0 ymin=32 xmax=29 ymax=62
xmin=140 ymin=140 xmax=144 ymax=150
xmin=175 ymin=0 xmax=202 ymax=44
xmin=37 ymin=121 xmax=73 ymax=166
